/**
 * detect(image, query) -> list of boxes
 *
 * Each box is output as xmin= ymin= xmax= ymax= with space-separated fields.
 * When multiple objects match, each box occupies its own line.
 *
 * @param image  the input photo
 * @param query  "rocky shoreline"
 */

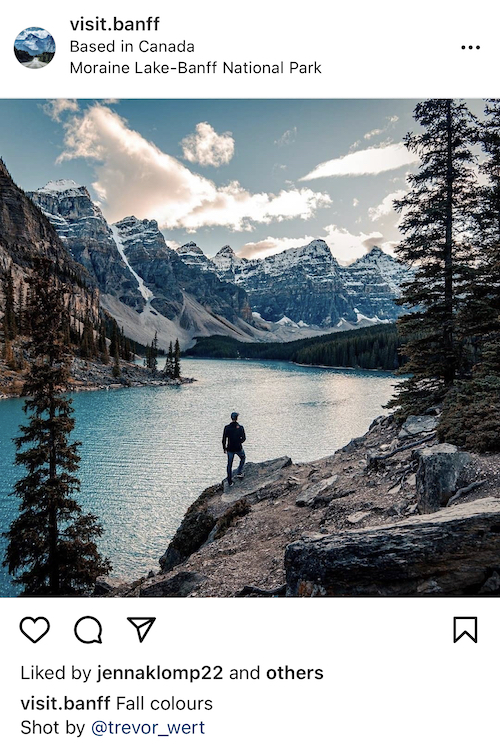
xmin=0 ymin=355 xmax=195 ymax=399
xmin=103 ymin=413 xmax=500 ymax=598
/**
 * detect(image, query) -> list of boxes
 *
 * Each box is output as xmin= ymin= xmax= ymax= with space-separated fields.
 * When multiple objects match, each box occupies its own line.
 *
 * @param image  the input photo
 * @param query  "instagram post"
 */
xmin=0 ymin=2 xmax=498 ymax=742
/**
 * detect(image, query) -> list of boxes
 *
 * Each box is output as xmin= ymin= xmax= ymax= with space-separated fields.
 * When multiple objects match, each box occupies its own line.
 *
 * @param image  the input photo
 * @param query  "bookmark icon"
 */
xmin=453 ymin=617 xmax=478 ymax=643
xmin=127 ymin=617 xmax=156 ymax=643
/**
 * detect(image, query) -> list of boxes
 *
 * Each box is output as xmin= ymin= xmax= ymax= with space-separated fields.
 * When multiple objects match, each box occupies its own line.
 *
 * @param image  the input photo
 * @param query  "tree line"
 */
xmin=187 ymin=324 xmax=402 ymax=370
xmin=1 ymin=268 xmax=140 ymax=376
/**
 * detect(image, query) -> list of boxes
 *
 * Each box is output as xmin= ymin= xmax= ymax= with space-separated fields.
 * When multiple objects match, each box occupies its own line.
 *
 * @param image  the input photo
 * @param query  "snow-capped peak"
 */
xmin=177 ymin=241 xmax=204 ymax=255
xmin=114 ymin=215 xmax=160 ymax=234
xmin=36 ymin=180 xmax=87 ymax=197
xmin=353 ymin=246 xmax=396 ymax=266
xmin=216 ymin=244 xmax=235 ymax=257
xmin=175 ymin=242 xmax=216 ymax=273
xmin=346 ymin=246 xmax=412 ymax=296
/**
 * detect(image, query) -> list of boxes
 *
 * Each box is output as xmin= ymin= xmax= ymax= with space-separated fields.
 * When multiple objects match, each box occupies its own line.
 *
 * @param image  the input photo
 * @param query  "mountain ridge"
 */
xmin=29 ymin=182 xmax=260 ymax=350
xmin=27 ymin=177 xmax=412 ymax=346
xmin=208 ymin=239 xmax=411 ymax=327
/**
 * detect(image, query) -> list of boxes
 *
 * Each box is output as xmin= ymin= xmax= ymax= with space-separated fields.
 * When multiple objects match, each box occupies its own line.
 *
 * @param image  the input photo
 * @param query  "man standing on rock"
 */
xmin=222 ymin=412 xmax=246 ymax=486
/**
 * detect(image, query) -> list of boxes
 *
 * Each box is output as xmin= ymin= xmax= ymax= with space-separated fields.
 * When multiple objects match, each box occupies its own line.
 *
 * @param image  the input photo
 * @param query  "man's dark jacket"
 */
xmin=222 ymin=421 xmax=246 ymax=453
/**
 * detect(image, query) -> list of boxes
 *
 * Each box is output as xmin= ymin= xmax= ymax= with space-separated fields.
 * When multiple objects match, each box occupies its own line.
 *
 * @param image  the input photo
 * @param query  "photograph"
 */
xmin=1 ymin=98 xmax=499 ymax=598
xmin=13 ymin=27 xmax=56 ymax=69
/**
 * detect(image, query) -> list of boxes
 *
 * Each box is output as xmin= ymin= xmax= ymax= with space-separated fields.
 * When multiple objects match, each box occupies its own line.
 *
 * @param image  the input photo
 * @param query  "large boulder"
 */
xmin=415 ymin=443 xmax=471 ymax=513
xmin=222 ymin=457 xmax=292 ymax=501
xmin=285 ymin=497 xmax=500 ymax=596
xmin=398 ymin=415 xmax=438 ymax=439
xmin=140 ymin=571 xmax=206 ymax=597
xmin=159 ymin=457 xmax=292 ymax=572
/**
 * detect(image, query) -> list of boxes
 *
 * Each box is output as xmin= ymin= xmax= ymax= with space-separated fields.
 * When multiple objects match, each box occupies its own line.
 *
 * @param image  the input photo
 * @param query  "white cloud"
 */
xmin=364 ymin=128 xmax=383 ymax=141
xmin=364 ymin=115 xmax=399 ymax=140
xmin=53 ymin=104 xmax=330 ymax=231
xmin=42 ymin=99 xmax=79 ymax=122
xmin=181 ymin=122 xmax=235 ymax=167
xmin=275 ymin=127 xmax=297 ymax=146
xmin=238 ymin=224 xmax=394 ymax=263
xmin=299 ymin=142 xmax=419 ymax=181
xmin=352 ymin=197 xmax=359 ymax=207
xmin=239 ymin=235 xmax=317 ymax=259
xmin=164 ymin=238 xmax=181 ymax=251
xmin=322 ymin=224 xmax=394 ymax=263
xmin=368 ymin=189 xmax=406 ymax=222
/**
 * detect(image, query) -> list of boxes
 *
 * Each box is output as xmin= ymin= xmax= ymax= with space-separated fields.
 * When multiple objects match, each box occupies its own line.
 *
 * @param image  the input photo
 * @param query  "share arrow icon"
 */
xmin=127 ymin=617 xmax=156 ymax=643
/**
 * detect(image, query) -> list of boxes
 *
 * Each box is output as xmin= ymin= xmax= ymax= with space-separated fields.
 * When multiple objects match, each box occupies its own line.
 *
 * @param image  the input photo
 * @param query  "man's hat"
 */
xmin=231 ymin=411 xmax=239 ymax=420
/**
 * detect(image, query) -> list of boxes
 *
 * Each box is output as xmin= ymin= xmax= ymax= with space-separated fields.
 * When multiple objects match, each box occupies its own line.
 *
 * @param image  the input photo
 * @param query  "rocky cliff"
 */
xmin=108 ymin=412 xmax=500 ymax=598
xmin=341 ymin=246 xmax=411 ymax=322
xmin=28 ymin=181 xmax=143 ymax=309
xmin=28 ymin=182 xmax=258 ymax=350
xmin=0 ymin=162 xmax=98 ymax=329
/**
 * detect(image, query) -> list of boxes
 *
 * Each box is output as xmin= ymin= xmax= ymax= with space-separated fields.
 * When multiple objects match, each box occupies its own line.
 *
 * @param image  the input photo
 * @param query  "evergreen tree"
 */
xmin=463 ymin=99 xmax=500 ymax=340
xmin=389 ymin=99 xmax=478 ymax=417
xmin=164 ymin=341 xmax=174 ymax=378
xmin=439 ymin=100 xmax=500 ymax=448
xmin=98 ymin=320 xmax=109 ymax=364
xmin=109 ymin=320 xmax=119 ymax=361
xmin=112 ymin=347 xmax=121 ymax=378
xmin=3 ymin=258 xmax=111 ymax=595
xmin=146 ymin=332 xmax=158 ymax=371
xmin=151 ymin=332 xmax=158 ymax=372
xmin=3 ymin=270 xmax=17 ymax=341
xmin=123 ymin=336 xmax=131 ymax=363
xmin=438 ymin=333 xmax=500 ymax=452
xmin=174 ymin=338 xmax=181 ymax=378
xmin=16 ymin=284 xmax=25 ymax=336
xmin=3 ymin=335 xmax=14 ymax=367
xmin=79 ymin=313 xmax=96 ymax=359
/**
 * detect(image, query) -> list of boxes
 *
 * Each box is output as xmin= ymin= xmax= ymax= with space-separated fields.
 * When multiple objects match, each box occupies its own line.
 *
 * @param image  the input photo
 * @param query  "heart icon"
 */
xmin=20 ymin=617 xmax=50 ymax=643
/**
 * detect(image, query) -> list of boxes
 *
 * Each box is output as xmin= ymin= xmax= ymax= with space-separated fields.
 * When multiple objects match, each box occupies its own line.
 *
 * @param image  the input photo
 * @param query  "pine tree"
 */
xmin=174 ymin=338 xmax=181 ymax=378
xmin=464 ymin=99 xmax=500 ymax=340
xmin=109 ymin=320 xmax=119 ymax=361
xmin=3 ymin=258 xmax=111 ymax=595
xmin=16 ymin=284 xmax=25 ymax=336
xmin=439 ymin=100 xmax=500 ymax=448
xmin=164 ymin=341 xmax=174 ymax=378
xmin=389 ymin=99 xmax=478 ymax=418
xmin=3 ymin=335 xmax=14 ymax=366
xmin=3 ymin=270 xmax=17 ymax=341
xmin=123 ymin=337 xmax=131 ymax=363
xmin=438 ymin=333 xmax=500 ymax=452
xmin=150 ymin=332 xmax=158 ymax=372
xmin=112 ymin=347 xmax=121 ymax=378
xmin=98 ymin=320 xmax=109 ymax=364
xmin=80 ymin=313 xmax=96 ymax=359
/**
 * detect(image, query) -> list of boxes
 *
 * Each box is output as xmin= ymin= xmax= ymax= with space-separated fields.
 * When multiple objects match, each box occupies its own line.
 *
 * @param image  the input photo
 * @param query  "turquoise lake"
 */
xmin=0 ymin=358 xmax=397 ymax=596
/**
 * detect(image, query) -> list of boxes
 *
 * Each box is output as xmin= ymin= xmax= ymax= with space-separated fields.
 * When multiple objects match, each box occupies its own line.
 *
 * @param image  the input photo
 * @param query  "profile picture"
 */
xmin=14 ymin=27 xmax=55 ymax=69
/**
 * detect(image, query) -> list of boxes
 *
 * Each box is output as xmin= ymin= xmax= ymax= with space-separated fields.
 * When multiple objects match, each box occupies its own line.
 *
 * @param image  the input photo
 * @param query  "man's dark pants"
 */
xmin=227 ymin=449 xmax=246 ymax=484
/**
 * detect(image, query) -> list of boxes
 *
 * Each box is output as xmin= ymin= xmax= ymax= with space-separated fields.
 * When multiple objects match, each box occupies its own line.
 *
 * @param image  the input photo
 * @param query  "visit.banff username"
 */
xmin=70 ymin=60 xmax=322 ymax=75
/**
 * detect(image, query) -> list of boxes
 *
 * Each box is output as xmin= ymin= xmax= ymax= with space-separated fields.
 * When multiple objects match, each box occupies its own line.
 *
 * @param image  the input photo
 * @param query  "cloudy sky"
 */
xmin=0 ymin=99 xmax=485 ymax=263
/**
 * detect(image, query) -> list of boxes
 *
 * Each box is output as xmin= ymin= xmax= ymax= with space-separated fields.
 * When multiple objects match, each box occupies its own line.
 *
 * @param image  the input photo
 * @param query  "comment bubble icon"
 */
xmin=74 ymin=616 xmax=103 ymax=644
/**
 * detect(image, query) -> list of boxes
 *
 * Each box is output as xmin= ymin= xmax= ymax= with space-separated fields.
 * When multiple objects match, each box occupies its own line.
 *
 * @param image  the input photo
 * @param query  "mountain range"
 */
xmin=210 ymin=240 xmax=411 ymax=327
xmin=14 ymin=29 xmax=55 ymax=55
xmin=26 ymin=178 xmax=412 ymax=349
xmin=29 ymin=181 xmax=256 ymax=350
